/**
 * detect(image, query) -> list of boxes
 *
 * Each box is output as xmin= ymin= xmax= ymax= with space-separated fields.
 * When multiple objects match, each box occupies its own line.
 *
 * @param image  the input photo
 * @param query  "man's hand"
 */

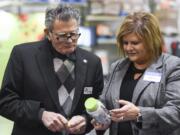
xmin=67 ymin=115 xmax=86 ymax=134
xmin=41 ymin=111 xmax=68 ymax=132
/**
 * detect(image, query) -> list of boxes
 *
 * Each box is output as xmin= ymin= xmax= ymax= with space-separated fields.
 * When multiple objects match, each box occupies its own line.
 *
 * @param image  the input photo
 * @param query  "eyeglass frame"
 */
xmin=50 ymin=29 xmax=81 ymax=42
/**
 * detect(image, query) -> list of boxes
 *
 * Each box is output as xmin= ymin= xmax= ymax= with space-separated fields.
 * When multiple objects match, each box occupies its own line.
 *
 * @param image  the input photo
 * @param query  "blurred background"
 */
xmin=1 ymin=0 xmax=180 ymax=134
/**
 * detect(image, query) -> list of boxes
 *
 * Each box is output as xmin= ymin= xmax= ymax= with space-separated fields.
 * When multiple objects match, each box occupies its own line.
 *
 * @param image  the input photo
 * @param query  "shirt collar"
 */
xmin=49 ymin=44 xmax=76 ymax=61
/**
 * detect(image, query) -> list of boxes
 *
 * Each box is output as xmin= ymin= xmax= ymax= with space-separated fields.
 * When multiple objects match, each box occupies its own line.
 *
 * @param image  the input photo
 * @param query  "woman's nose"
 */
xmin=125 ymin=43 xmax=133 ymax=50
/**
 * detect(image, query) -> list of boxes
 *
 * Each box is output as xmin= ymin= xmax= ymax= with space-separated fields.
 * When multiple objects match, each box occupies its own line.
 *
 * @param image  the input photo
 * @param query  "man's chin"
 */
xmin=61 ymin=48 xmax=76 ymax=55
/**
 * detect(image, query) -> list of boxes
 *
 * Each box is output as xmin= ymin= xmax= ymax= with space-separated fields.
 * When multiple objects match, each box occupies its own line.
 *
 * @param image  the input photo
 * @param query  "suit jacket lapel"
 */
xmin=35 ymin=40 xmax=63 ymax=113
xmin=132 ymin=57 xmax=163 ymax=104
xmin=111 ymin=59 xmax=130 ymax=108
xmin=71 ymin=48 xmax=87 ymax=113
xmin=132 ymin=74 xmax=151 ymax=104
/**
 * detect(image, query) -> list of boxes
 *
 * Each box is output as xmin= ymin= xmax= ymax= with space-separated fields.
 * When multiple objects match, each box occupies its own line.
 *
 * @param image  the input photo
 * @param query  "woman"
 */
xmin=93 ymin=12 xmax=180 ymax=135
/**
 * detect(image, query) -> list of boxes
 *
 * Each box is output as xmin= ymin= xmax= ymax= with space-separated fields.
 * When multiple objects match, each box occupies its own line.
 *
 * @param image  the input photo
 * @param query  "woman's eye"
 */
xmin=132 ymin=41 xmax=141 ymax=45
xmin=122 ymin=41 xmax=128 ymax=45
xmin=122 ymin=41 xmax=141 ymax=45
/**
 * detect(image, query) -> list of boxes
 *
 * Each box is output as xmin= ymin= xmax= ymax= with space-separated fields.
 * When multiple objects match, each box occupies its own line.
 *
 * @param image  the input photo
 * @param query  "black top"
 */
xmin=117 ymin=63 xmax=145 ymax=135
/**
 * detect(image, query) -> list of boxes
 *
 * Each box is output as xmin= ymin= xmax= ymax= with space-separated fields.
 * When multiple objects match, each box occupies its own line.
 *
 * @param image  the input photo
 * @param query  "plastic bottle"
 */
xmin=84 ymin=97 xmax=111 ymax=124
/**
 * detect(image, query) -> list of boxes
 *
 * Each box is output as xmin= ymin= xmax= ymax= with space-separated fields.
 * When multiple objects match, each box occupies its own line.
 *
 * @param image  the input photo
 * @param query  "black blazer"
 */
xmin=0 ymin=39 xmax=104 ymax=135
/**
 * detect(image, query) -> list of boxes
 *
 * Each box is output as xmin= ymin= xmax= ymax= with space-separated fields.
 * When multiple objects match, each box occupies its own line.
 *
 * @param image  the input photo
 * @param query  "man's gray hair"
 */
xmin=45 ymin=4 xmax=81 ymax=31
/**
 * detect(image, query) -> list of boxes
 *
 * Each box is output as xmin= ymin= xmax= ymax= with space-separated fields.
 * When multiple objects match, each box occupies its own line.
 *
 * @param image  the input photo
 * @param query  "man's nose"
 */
xmin=67 ymin=35 xmax=73 ymax=42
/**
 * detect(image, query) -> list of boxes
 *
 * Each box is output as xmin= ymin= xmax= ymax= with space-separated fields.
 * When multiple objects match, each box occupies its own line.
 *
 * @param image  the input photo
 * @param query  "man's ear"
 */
xmin=44 ymin=28 xmax=51 ymax=41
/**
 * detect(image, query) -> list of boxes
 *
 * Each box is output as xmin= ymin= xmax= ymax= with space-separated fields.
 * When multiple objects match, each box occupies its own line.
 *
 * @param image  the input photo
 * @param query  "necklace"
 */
xmin=131 ymin=64 xmax=146 ymax=80
xmin=131 ymin=64 xmax=146 ymax=74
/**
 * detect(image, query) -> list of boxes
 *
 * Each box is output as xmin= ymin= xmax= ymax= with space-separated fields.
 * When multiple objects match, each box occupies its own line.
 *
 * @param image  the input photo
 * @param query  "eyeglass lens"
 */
xmin=55 ymin=33 xmax=81 ymax=41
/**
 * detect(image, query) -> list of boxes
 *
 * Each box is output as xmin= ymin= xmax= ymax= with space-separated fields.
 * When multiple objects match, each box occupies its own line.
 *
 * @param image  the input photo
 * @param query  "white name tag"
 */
xmin=83 ymin=87 xmax=93 ymax=94
xmin=143 ymin=72 xmax=161 ymax=82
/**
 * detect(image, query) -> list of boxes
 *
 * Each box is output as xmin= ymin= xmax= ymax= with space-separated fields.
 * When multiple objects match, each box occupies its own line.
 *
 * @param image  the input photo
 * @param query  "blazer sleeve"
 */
xmin=93 ymin=57 xmax=104 ymax=98
xmin=84 ymin=56 xmax=104 ymax=133
xmin=0 ymin=46 xmax=42 ymax=128
xmin=139 ymin=56 xmax=180 ymax=134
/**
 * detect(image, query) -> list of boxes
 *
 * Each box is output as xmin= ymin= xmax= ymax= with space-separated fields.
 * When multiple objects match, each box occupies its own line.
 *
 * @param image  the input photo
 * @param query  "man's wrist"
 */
xmin=39 ymin=108 xmax=45 ymax=122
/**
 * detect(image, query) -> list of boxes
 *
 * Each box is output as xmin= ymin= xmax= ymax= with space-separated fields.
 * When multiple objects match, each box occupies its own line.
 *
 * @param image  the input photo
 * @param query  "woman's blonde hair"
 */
xmin=117 ymin=12 xmax=163 ymax=61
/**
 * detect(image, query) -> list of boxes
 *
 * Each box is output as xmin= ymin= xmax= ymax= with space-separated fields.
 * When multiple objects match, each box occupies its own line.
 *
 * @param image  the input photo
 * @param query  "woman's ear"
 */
xmin=44 ymin=28 xmax=51 ymax=41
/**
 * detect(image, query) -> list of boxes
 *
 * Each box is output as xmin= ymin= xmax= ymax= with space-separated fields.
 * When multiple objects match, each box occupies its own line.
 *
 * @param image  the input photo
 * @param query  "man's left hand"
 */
xmin=67 ymin=115 xmax=86 ymax=134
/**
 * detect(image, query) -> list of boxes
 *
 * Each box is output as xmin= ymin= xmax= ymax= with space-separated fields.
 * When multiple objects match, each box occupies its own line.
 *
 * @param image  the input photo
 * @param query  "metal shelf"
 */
xmin=86 ymin=15 xmax=123 ymax=22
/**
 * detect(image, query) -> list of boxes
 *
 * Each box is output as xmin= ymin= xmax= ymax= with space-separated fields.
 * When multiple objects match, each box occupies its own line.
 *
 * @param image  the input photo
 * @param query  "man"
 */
xmin=0 ymin=4 xmax=104 ymax=135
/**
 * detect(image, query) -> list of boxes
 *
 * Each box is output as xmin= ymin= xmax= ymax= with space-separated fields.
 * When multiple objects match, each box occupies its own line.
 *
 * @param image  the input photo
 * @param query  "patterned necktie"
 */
xmin=53 ymin=58 xmax=75 ymax=116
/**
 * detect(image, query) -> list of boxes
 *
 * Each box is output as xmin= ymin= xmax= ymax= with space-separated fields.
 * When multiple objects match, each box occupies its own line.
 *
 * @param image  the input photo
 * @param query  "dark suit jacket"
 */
xmin=0 ymin=39 xmax=104 ymax=135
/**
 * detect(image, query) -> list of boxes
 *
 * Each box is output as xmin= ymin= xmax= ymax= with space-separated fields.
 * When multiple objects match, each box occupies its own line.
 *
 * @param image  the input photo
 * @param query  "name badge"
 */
xmin=143 ymin=71 xmax=161 ymax=82
xmin=83 ymin=87 xmax=93 ymax=94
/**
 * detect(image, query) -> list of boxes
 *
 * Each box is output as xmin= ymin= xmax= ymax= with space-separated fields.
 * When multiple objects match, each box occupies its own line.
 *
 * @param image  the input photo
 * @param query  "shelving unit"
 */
xmin=86 ymin=15 xmax=123 ymax=22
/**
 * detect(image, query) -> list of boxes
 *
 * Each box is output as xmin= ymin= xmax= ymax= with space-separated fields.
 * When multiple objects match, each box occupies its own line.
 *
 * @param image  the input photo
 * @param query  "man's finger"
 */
xmin=57 ymin=114 xmax=68 ymax=126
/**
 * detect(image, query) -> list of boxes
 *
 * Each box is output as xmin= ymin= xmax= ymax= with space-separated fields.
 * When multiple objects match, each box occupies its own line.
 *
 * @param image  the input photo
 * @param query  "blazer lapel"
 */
xmin=132 ymin=74 xmax=151 ymax=104
xmin=71 ymin=48 xmax=87 ymax=113
xmin=111 ymin=59 xmax=130 ymax=108
xmin=132 ymin=57 xmax=163 ymax=104
xmin=36 ymin=41 xmax=63 ymax=112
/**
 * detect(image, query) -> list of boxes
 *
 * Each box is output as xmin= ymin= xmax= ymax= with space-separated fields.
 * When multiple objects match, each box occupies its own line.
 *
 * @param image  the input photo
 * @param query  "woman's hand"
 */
xmin=110 ymin=100 xmax=140 ymax=122
xmin=91 ymin=119 xmax=110 ymax=130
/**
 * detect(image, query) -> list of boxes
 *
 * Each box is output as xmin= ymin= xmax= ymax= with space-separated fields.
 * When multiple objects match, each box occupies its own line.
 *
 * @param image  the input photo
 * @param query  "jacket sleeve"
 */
xmin=84 ymin=56 xmax=104 ymax=133
xmin=93 ymin=57 xmax=104 ymax=98
xmin=139 ymin=56 xmax=180 ymax=134
xmin=0 ymin=46 xmax=42 ymax=128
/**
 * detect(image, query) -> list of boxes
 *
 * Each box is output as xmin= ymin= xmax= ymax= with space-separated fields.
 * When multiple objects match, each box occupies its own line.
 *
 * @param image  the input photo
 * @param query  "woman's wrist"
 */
xmin=135 ymin=107 xmax=142 ymax=122
xmin=136 ymin=112 xmax=142 ymax=122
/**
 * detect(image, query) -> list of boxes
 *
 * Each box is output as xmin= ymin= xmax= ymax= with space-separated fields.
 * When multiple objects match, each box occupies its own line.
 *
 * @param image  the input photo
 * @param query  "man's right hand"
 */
xmin=42 ymin=111 xmax=68 ymax=132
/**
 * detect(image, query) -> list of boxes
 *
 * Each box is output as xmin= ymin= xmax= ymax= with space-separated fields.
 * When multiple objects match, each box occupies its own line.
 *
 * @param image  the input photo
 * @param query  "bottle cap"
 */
xmin=84 ymin=97 xmax=98 ymax=112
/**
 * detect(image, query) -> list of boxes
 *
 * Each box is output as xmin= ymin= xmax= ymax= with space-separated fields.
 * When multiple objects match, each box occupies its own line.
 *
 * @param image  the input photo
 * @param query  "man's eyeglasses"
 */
xmin=51 ymin=31 xmax=81 ymax=42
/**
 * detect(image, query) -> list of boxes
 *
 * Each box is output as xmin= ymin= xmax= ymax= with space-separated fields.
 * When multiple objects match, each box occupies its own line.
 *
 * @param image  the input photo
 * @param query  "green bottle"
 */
xmin=85 ymin=97 xmax=111 ymax=124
